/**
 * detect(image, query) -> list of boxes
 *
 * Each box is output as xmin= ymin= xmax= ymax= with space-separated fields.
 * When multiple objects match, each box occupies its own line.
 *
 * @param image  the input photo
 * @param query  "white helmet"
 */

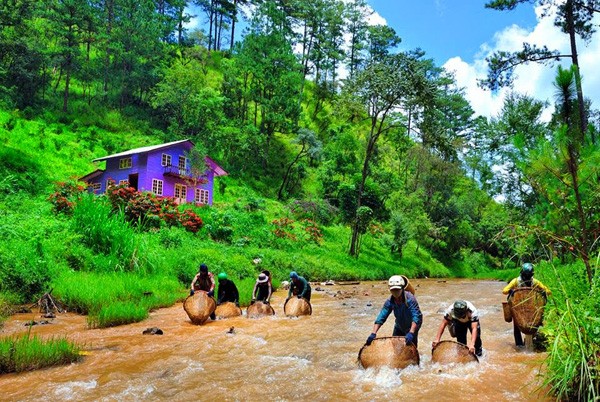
xmin=388 ymin=275 xmax=406 ymax=290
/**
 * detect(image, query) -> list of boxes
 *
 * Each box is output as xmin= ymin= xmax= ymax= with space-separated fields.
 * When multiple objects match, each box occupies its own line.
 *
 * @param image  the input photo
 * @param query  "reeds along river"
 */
xmin=1 ymin=279 xmax=550 ymax=401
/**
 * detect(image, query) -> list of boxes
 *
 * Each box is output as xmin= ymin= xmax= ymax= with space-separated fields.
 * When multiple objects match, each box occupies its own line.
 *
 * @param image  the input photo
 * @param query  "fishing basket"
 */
xmin=431 ymin=340 xmax=479 ymax=364
xmin=183 ymin=292 xmax=216 ymax=325
xmin=401 ymin=275 xmax=416 ymax=295
xmin=502 ymin=301 xmax=512 ymax=323
xmin=246 ymin=302 xmax=275 ymax=318
xmin=215 ymin=302 xmax=242 ymax=319
xmin=508 ymin=287 xmax=546 ymax=335
xmin=358 ymin=336 xmax=420 ymax=369
xmin=283 ymin=297 xmax=312 ymax=316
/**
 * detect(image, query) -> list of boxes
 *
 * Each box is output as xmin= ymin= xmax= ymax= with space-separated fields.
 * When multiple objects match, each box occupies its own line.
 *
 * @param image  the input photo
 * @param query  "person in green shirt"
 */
xmin=287 ymin=271 xmax=311 ymax=302
xmin=503 ymin=262 xmax=551 ymax=347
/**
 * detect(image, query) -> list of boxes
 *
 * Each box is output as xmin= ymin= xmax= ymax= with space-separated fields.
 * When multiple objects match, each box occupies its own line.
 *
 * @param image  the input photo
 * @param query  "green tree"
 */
xmin=277 ymin=128 xmax=322 ymax=200
xmin=483 ymin=0 xmax=599 ymax=140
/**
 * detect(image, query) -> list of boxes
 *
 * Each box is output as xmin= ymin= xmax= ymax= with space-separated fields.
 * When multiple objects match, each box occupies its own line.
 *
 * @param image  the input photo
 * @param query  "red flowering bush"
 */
xmin=49 ymin=180 xmax=86 ymax=215
xmin=271 ymin=217 xmax=297 ymax=241
xmin=301 ymin=219 xmax=323 ymax=245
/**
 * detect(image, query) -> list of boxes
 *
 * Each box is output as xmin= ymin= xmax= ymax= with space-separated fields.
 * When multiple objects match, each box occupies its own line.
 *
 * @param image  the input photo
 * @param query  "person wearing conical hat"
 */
xmin=432 ymin=300 xmax=483 ymax=357
xmin=252 ymin=271 xmax=272 ymax=304
xmin=365 ymin=275 xmax=423 ymax=347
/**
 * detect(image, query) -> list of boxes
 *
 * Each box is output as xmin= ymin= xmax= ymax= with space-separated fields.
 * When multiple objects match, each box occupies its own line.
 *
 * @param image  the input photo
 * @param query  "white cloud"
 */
xmin=444 ymin=6 xmax=600 ymax=121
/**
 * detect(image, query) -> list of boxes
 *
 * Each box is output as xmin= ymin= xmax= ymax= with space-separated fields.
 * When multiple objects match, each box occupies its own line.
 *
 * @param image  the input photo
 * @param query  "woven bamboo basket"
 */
xmin=283 ymin=297 xmax=312 ymax=316
xmin=183 ymin=292 xmax=216 ymax=325
xmin=246 ymin=302 xmax=275 ymax=318
xmin=508 ymin=287 xmax=546 ymax=335
xmin=502 ymin=301 xmax=512 ymax=322
xmin=401 ymin=275 xmax=416 ymax=295
xmin=431 ymin=340 xmax=479 ymax=364
xmin=358 ymin=336 xmax=420 ymax=369
xmin=215 ymin=302 xmax=242 ymax=319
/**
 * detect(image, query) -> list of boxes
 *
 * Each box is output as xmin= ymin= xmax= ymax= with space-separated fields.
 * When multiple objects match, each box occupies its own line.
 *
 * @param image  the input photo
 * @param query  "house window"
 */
xmin=152 ymin=179 xmax=163 ymax=195
xmin=174 ymin=183 xmax=187 ymax=200
xmin=119 ymin=179 xmax=129 ymax=186
xmin=195 ymin=189 xmax=209 ymax=204
xmin=106 ymin=179 xmax=116 ymax=189
xmin=162 ymin=153 xmax=171 ymax=167
xmin=178 ymin=156 xmax=187 ymax=171
xmin=119 ymin=157 xmax=132 ymax=169
xmin=90 ymin=182 xmax=101 ymax=191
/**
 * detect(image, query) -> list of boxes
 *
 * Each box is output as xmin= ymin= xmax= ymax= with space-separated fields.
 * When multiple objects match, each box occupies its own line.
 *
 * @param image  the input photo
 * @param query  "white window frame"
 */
xmin=161 ymin=153 xmax=171 ymax=167
xmin=119 ymin=157 xmax=132 ymax=169
xmin=195 ymin=188 xmax=209 ymax=204
xmin=106 ymin=179 xmax=116 ymax=189
xmin=152 ymin=179 xmax=163 ymax=196
xmin=90 ymin=182 xmax=101 ymax=191
xmin=174 ymin=183 xmax=187 ymax=200
xmin=178 ymin=155 xmax=187 ymax=174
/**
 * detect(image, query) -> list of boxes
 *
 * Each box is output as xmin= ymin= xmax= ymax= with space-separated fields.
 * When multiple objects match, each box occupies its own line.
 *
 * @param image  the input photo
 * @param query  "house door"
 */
xmin=174 ymin=183 xmax=187 ymax=204
xmin=128 ymin=174 xmax=139 ymax=191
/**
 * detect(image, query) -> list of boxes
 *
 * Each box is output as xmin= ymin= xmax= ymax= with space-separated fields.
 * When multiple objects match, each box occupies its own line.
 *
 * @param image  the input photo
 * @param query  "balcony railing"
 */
xmin=163 ymin=165 xmax=208 ymax=184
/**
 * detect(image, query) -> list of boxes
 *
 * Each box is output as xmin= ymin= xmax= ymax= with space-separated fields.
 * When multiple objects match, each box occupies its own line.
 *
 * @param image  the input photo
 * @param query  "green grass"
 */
xmin=0 ymin=334 xmax=81 ymax=374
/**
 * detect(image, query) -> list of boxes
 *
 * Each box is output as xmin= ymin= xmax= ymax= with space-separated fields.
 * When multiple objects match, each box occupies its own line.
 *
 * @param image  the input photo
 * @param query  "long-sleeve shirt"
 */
xmin=217 ymin=279 xmax=239 ymax=304
xmin=503 ymin=276 xmax=551 ymax=295
xmin=288 ymin=276 xmax=310 ymax=298
xmin=374 ymin=291 xmax=423 ymax=334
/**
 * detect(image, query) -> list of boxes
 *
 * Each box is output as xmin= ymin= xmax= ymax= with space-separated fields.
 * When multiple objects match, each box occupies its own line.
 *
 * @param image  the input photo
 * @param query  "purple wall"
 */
xmin=86 ymin=142 xmax=218 ymax=205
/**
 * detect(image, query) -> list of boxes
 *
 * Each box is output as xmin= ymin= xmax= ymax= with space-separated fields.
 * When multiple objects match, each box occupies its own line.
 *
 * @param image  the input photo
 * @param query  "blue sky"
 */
xmin=366 ymin=0 xmax=537 ymax=64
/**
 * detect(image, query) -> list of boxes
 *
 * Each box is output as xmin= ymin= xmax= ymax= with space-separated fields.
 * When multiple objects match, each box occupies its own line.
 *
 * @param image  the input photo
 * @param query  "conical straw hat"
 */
xmin=431 ymin=340 xmax=479 ymax=364
xmin=246 ymin=302 xmax=275 ymax=318
xmin=183 ymin=292 xmax=216 ymax=325
xmin=283 ymin=297 xmax=312 ymax=316
xmin=215 ymin=302 xmax=242 ymax=319
xmin=508 ymin=287 xmax=546 ymax=335
xmin=358 ymin=336 xmax=420 ymax=369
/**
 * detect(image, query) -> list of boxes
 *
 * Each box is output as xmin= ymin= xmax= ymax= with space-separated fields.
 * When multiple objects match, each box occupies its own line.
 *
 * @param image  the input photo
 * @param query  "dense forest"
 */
xmin=1 ymin=0 xmax=599 ymax=398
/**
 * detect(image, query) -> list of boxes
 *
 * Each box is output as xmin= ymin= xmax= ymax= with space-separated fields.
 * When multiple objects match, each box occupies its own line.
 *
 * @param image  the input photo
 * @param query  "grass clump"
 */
xmin=0 ymin=334 xmax=81 ymax=374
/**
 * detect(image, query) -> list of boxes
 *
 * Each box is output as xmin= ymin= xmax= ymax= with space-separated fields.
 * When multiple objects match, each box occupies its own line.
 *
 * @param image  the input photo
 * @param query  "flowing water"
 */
xmin=1 ymin=279 xmax=550 ymax=401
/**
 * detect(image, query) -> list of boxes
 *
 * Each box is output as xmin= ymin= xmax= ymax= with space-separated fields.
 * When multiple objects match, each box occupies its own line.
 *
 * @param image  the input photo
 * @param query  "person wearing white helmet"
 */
xmin=365 ymin=275 xmax=423 ymax=347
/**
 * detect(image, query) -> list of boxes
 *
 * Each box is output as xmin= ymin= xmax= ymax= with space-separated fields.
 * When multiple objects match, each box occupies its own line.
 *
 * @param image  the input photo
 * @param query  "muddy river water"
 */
xmin=1 ymin=279 xmax=550 ymax=401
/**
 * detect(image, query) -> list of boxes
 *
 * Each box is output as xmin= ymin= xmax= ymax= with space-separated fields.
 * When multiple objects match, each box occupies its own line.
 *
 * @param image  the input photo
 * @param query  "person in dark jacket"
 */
xmin=287 ymin=271 xmax=311 ymax=302
xmin=432 ymin=300 xmax=483 ymax=356
xmin=252 ymin=271 xmax=272 ymax=304
xmin=365 ymin=275 xmax=423 ymax=347
xmin=216 ymin=272 xmax=239 ymax=306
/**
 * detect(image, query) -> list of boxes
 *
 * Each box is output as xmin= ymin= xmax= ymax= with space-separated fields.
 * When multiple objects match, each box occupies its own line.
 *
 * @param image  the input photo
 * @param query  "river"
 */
xmin=0 ymin=279 xmax=550 ymax=401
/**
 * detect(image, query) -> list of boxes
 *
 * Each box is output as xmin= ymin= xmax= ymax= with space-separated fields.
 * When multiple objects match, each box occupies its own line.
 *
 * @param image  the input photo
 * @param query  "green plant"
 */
xmin=0 ymin=334 xmax=80 ymax=374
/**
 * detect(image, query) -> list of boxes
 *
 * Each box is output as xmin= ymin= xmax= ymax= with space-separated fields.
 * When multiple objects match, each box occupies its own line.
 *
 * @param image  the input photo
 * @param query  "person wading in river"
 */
xmin=502 ymin=262 xmax=551 ymax=348
xmin=190 ymin=263 xmax=216 ymax=319
xmin=365 ymin=275 xmax=423 ymax=347
xmin=287 ymin=271 xmax=311 ymax=302
xmin=432 ymin=300 xmax=483 ymax=356
xmin=251 ymin=272 xmax=272 ymax=304
xmin=216 ymin=272 xmax=240 ymax=307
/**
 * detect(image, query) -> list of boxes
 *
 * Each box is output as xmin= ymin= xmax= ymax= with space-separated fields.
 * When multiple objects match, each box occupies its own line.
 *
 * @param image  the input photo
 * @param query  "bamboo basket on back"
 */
xmin=358 ymin=336 xmax=420 ymax=369
xmin=246 ymin=301 xmax=275 ymax=318
xmin=431 ymin=340 xmax=478 ymax=364
xmin=283 ymin=297 xmax=312 ymax=317
xmin=508 ymin=287 xmax=546 ymax=335
xmin=183 ymin=292 xmax=216 ymax=325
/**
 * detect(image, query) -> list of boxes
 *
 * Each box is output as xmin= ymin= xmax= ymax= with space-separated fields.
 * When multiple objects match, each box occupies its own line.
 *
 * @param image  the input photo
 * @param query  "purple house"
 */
xmin=80 ymin=139 xmax=227 ymax=205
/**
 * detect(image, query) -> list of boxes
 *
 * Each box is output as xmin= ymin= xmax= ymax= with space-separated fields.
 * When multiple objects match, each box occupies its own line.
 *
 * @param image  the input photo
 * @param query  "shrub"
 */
xmin=288 ymin=199 xmax=338 ymax=225
xmin=0 ymin=334 xmax=80 ymax=374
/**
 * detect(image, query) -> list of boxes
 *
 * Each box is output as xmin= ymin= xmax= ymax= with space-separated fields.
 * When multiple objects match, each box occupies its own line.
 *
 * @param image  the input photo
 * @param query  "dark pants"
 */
xmin=392 ymin=325 xmax=419 ymax=347
xmin=513 ymin=322 xmax=524 ymax=346
xmin=256 ymin=287 xmax=269 ymax=302
xmin=453 ymin=320 xmax=482 ymax=356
